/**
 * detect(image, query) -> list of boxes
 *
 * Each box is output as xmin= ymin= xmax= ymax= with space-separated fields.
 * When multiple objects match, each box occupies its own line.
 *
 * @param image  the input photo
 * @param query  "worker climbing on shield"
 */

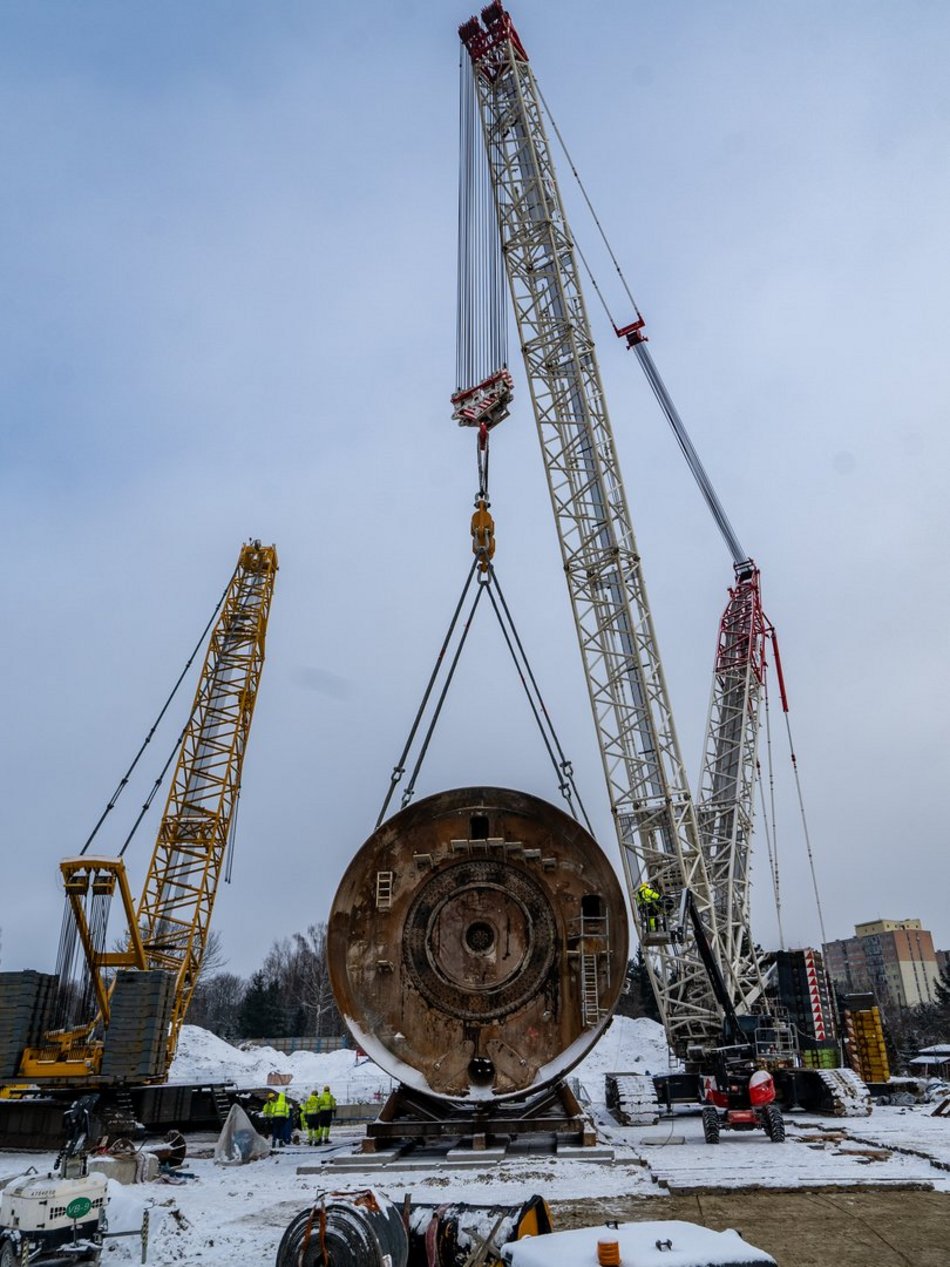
xmin=635 ymin=880 xmax=662 ymax=933
xmin=316 ymin=1084 xmax=337 ymax=1145
xmin=303 ymin=1087 xmax=321 ymax=1146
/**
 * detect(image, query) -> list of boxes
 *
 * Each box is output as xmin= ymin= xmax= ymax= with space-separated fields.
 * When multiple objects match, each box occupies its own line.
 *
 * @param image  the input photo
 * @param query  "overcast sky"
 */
xmin=2 ymin=1 xmax=948 ymax=984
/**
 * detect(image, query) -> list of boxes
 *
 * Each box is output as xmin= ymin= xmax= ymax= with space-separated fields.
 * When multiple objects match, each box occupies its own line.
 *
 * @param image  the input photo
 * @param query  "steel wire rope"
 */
xmin=224 ymin=785 xmax=241 ymax=885
xmin=116 ymin=712 xmax=196 ymax=860
xmin=399 ymin=580 xmax=487 ymax=812
xmin=457 ymin=50 xmax=472 ymax=392
xmin=484 ymin=565 xmax=594 ymax=834
xmin=456 ymin=47 xmax=508 ymax=396
xmin=482 ymin=581 xmax=582 ymax=824
xmin=782 ymin=708 xmax=828 ymax=945
xmin=375 ymin=559 xmax=480 ymax=828
xmin=536 ymin=83 xmax=747 ymax=567
xmin=758 ymin=677 xmax=785 ymax=950
xmin=79 ymin=565 xmax=236 ymax=857
xmin=376 ymin=553 xmax=596 ymax=830
xmin=534 ymin=81 xmax=642 ymax=327
xmin=114 ymin=593 xmax=245 ymax=864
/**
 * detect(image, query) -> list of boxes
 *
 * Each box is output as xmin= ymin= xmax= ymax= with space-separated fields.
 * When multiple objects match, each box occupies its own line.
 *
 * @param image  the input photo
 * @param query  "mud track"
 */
xmin=550 ymin=1188 xmax=950 ymax=1266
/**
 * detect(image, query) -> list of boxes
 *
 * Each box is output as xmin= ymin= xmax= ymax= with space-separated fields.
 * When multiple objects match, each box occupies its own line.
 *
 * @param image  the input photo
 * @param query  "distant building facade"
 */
xmin=823 ymin=919 xmax=939 ymax=1014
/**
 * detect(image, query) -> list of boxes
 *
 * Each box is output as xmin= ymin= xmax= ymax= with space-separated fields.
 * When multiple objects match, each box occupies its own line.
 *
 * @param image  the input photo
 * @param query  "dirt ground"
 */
xmin=550 ymin=1187 xmax=950 ymax=1266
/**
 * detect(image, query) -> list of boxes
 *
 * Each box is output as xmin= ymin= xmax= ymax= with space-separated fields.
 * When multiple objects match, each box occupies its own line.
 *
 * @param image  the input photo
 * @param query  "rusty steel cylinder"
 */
xmin=328 ymin=787 xmax=628 ymax=1101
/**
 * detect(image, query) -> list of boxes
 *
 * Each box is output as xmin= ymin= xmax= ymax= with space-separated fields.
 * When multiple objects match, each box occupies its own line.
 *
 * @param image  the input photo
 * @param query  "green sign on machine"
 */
xmin=66 ymin=1196 xmax=92 ymax=1220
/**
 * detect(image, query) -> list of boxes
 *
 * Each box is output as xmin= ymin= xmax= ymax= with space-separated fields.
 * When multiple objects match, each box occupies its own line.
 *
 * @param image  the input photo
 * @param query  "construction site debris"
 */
xmin=213 ymin=1104 xmax=270 ymax=1166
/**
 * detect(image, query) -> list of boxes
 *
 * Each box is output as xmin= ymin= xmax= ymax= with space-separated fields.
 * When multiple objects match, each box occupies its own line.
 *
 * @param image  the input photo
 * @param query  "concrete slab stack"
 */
xmin=100 ymin=970 xmax=176 ymax=1080
xmin=0 ymin=971 xmax=59 ymax=1077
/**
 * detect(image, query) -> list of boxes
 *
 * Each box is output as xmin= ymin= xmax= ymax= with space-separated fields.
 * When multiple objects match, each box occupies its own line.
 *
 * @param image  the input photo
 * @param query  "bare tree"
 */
xmin=187 ymin=971 xmax=246 ymax=1039
xmin=261 ymin=923 xmax=343 ymax=1037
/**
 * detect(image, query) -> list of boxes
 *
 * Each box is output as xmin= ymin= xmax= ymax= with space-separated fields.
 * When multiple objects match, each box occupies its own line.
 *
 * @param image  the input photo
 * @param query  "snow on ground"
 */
xmin=4 ymin=1105 xmax=950 ymax=1265
xmin=168 ymin=1014 xmax=678 ymax=1103
xmin=4 ymin=1020 xmax=950 ymax=1265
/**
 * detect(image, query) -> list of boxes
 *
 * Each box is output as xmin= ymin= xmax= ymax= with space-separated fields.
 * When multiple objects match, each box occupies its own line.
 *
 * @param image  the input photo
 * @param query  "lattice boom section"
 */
xmin=136 ymin=542 xmax=277 ymax=1061
xmin=697 ymin=569 xmax=769 ymax=1013
xmin=465 ymin=24 xmax=721 ymax=1051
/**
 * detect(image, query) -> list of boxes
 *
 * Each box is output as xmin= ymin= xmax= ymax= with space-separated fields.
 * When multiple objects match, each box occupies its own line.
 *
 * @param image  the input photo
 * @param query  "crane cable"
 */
xmin=541 ymin=83 xmax=834 ymax=946
xmin=376 ymin=557 xmax=592 ymax=833
xmin=376 ymin=559 xmax=481 ymax=828
xmin=79 ymin=565 xmax=236 ymax=857
xmin=770 ymin=633 xmax=829 ymax=945
xmin=783 ymin=707 xmax=828 ymax=946
xmin=757 ymin=677 xmax=785 ymax=950
xmin=536 ymin=83 xmax=747 ymax=568
xmin=484 ymin=565 xmax=593 ymax=834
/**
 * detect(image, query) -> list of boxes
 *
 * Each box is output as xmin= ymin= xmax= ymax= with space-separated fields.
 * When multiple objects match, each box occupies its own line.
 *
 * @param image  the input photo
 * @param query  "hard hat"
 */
xmin=323 ymin=1084 xmax=330 ymax=1091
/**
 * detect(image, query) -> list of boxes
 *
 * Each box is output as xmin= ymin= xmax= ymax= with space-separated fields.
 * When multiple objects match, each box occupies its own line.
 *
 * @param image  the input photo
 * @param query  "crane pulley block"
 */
xmin=471 ymin=497 xmax=496 ymax=572
xmin=451 ymin=368 xmax=514 ymax=431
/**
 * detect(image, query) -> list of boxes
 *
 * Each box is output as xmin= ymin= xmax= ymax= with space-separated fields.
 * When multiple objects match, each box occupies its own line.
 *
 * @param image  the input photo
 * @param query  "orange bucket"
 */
xmin=597 ymin=1240 xmax=621 ymax=1267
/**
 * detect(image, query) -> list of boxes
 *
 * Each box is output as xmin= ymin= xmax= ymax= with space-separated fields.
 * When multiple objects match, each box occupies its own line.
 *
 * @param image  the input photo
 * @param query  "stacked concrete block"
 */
xmin=605 ymin=1072 xmax=659 ymax=1125
xmin=0 ymin=971 xmax=59 ymax=1077
xmin=101 ymin=970 xmax=176 ymax=1080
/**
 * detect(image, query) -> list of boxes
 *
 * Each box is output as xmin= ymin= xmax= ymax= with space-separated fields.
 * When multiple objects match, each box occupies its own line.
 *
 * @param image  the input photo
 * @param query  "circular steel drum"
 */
xmin=328 ymin=787 xmax=628 ymax=1101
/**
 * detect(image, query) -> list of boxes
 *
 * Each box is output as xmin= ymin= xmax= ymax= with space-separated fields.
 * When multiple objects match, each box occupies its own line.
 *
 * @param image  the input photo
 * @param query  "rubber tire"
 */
xmin=702 ymin=1106 xmax=721 ymax=1144
xmin=765 ymin=1104 xmax=785 ymax=1142
xmin=0 ymin=1239 xmax=18 ymax=1267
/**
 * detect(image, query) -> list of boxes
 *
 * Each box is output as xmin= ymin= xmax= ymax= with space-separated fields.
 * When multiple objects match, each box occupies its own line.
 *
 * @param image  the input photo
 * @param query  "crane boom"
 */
xmin=136 ymin=539 xmax=277 ymax=1065
xmin=459 ymin=5 xmax=723 ymax=1051
xmin=697 ymin=563 xmax=770 ymax=1012
xmin=620 ymin=296 xmax=774 ymax=1018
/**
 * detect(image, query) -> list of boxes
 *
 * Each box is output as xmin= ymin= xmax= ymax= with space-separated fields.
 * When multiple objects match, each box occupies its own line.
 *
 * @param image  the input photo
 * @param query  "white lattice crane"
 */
xmin=458 ymin=4 xmax=728 ymax=1053
xmin=457 ymin=4 xmax=788 ymax=1054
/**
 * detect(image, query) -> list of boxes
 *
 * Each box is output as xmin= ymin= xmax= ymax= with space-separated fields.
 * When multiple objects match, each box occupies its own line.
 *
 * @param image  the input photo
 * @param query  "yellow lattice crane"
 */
xmin=14 ymin=541 xmax=278 ymax=1085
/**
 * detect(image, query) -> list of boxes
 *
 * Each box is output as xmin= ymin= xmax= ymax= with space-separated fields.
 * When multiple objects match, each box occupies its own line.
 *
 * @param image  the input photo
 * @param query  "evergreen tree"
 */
xmin=934 ymin=962 xmax=950 ymax=1015
xmin=238 ymin=970 xmax=285 ymax=1038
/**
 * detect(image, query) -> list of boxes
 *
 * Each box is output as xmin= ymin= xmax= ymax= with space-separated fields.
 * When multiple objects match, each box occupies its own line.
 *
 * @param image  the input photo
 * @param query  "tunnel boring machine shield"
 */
xmin=327 ymin=786 xmax=629 ymax=1101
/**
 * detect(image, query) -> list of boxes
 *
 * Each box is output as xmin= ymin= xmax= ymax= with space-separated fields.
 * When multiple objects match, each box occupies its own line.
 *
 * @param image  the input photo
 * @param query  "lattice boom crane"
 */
xmin=16 ymin=540 xmax=278 ymax=1084
xmin=459 ymin=4 xmax=724 ymax=1052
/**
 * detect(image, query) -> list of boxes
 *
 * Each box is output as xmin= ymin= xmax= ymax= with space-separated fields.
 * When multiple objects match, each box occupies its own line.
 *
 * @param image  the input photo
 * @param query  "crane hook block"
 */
xmin=471 ymin=498 xmax=495 ymax=572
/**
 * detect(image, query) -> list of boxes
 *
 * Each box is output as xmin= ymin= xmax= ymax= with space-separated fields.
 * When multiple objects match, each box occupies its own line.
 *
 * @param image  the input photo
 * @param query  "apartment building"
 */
xmin=823 ymin=919 xmax=939 ymax=1014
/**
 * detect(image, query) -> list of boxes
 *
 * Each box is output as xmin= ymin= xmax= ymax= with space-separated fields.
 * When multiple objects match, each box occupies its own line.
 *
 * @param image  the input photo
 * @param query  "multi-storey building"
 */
xmin=823 ymin=919 xmax=939 ymax=1014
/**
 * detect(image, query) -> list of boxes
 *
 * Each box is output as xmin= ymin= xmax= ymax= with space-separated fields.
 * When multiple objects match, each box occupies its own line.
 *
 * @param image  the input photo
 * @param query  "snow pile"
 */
xmin=168 ymin=1016 xmax=675 ymax=1104
xmin=169 ymin=1027 xmax=394 ymax=1102
xmin=505 ymin=1220 xmax=776 ymax=1266
xmin=573 ymin=1016 xmax=679 ymax=1096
